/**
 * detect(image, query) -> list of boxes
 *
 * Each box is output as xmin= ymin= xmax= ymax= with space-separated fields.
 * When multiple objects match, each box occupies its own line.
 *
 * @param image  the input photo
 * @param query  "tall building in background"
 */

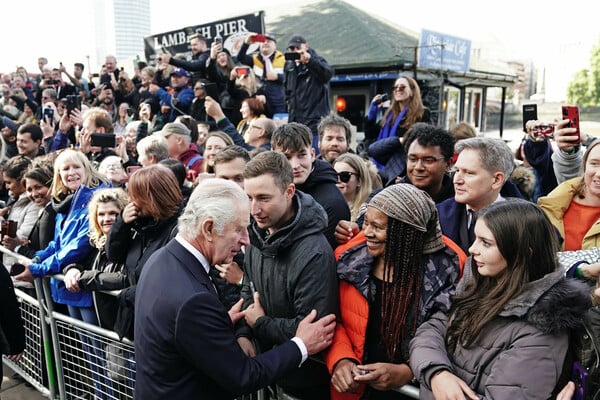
xmin=93 ymin=0 xmax=150 ymax=72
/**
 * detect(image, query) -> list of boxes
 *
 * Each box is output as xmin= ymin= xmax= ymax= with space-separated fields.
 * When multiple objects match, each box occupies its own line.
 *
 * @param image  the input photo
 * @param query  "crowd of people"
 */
xmin=0 ymin=30 xmax=599 ymax=400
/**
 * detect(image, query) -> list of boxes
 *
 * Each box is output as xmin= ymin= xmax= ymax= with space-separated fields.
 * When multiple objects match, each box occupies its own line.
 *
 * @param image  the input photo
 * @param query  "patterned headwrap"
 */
xmin=369 ymin=183 xmax=444 ymax=254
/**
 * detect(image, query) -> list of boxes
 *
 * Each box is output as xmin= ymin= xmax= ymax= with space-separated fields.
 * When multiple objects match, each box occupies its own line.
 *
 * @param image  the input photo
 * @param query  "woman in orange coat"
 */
xmin=325 ymin=184 xmax=461 ymax=400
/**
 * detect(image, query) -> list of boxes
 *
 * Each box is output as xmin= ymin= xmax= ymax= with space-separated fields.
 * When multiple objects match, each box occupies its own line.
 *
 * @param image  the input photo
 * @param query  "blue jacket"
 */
xmin=156 ymin=85 xmax=194 ymax=122
xmin=29 ymin=184 xmax=106 ymax=307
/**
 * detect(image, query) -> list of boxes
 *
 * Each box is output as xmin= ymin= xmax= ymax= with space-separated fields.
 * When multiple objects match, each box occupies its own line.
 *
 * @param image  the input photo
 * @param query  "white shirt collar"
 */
xmin=175 ymin=234 xmax=211 ymax=275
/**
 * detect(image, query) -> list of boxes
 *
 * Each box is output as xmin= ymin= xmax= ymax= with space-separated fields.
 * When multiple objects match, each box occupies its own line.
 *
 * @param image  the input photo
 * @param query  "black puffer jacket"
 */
xmin=296 ymin=159 xmax=350 ymax=249
xmin=410 ymin=268 xmax=591 ymax=400
xmin=240 ymin=191 xmax=339 ymax=393
xmin=284 ymin=48 xmax=333 ymax=135
xmin=105 ymin=211 xmax=180 ymax=339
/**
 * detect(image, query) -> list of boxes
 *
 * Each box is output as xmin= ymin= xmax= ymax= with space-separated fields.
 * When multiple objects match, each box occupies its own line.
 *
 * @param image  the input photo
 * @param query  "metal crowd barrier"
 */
xmin=1 ymin=245 xmax=135 ymax=400
xmin=2 ymin=279 xmax=55 ymax=398
xmin=1 ymin=244 xmax=419 ymax=399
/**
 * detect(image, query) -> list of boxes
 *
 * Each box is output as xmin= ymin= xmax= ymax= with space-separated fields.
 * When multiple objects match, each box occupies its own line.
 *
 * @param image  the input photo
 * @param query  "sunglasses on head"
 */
xmin=337 ymin=171 xmax=355 ymax=183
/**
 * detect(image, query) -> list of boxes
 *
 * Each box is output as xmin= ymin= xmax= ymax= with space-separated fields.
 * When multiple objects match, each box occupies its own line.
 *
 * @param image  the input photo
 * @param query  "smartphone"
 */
xmin=562 ymin=105 xmax=581 ymax=145
xmin=522 ymin=104 xmax=538 ymax=132
xmin=236 ymin=67 xmax=250 ymax=76
xmin=572 ymin=362 xmax=586 ymax=400
xmin=90 ymin=133 xmax=117 ymax=148
xmin=126 ymin=165 xmax=141 ymax=175
xmin=203 ymin=82 xmax=220 ymax=101
xmin=214 ymin=35 xmax=222 ymax=45
xmin=43 ymin=107 xmax=54 ymax=123
xmin=284 ymin=52 xmax=301 ymax=61
xmin=253 ymin=33 xmax=266 ymax=42
xmin=9 ymin=263 xmax=25 ymax=277
xmin=66 ymin=95 xmax=81 ymax=115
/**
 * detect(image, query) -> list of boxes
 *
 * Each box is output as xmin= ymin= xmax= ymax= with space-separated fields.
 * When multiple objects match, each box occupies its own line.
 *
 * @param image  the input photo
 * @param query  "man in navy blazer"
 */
xmin=134 ymin=178 xmax=336 ymax=399
xmin=437 ymin=137 xmax=516 ymax=253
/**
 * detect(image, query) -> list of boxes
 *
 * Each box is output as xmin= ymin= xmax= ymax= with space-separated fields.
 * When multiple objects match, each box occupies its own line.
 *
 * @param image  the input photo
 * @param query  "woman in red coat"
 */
xmin=325 ymin=184 xmax=461 ymax=400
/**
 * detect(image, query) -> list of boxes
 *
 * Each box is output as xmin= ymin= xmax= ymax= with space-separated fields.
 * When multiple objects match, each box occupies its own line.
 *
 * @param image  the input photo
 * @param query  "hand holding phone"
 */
xmin=90 ymin=133 xmax=117 ymax=148
xmin=253 ymin=33 xmax=266 ymax=43
xmin=43 ymin=107 xmax=55 ymax=124
xmin=66 ymin=95 xmax=81 ymax=115
xmin=284 ymin=52 xmax=301 ymax=61
xmin=522 ymin=104 xmax=538 ymax=132
xmin=562 ymin=105 xmax=581 ymax=145
xmin=236 ymin=67 xmax=250 ymax=76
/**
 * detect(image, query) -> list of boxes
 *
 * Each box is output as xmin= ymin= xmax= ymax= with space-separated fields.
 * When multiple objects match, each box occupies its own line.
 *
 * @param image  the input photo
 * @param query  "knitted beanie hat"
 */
xmin=369 ymin=183 xmax=444 ymax=254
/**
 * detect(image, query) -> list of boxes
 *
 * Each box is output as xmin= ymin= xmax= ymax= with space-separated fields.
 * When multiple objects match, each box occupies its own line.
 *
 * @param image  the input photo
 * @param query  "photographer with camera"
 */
xmin=59 ymin=62 xmax=91 ymax=102
xmin=48 ymin=67 xmax=76 ymax=100
xmin=284 ymin=35 xmax=333 ymax=153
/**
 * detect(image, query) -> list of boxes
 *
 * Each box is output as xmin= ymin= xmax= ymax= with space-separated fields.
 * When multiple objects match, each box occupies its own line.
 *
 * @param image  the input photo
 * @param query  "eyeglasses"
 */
xmin=407 ymin=155 xmax=445 ymax=166
xmin=337 ymin=171 xmax=356 ymax=183
xmin=194 ymin=86 xmax=204 ymax=90
xmin=393 ymin=85 xmax=407 ymax=92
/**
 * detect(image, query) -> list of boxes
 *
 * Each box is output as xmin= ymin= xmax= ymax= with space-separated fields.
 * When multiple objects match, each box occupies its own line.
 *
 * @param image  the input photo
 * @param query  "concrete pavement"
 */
xmin=2 ymin=364 xmax=47 ymax=400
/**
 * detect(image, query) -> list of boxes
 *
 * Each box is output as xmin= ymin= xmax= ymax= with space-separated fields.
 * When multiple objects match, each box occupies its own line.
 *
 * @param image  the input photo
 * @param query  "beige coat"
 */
xmin=538 ymin=177 xmax=600 ymax=250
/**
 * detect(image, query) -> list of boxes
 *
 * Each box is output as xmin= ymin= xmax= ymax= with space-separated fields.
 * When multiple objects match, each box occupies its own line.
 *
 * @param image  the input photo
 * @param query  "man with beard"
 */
xmin=160 ymin=33 xmax=210 ymax=85
xmin=91 ymin=84 xmax=117 ymax=120
xmin=317 ymin=112 xmax=353 ymax=164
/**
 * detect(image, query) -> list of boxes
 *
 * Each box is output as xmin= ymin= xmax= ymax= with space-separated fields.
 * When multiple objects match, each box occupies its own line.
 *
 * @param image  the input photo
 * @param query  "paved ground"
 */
xmin=1 ymin=364 xmax=47 ymax=400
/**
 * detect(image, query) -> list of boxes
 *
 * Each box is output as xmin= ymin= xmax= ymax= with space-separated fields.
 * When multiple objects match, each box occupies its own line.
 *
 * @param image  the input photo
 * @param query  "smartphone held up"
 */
xmin=562 ymin=105 xmax=581 ymax=145
xmin=284 ymin=52 xmax=301 ymax=61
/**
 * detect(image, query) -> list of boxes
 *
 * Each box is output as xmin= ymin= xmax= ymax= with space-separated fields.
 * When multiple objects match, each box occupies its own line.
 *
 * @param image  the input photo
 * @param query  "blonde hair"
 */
xmin=88 ymin=188 xmax=129 ymax=248
xmin=51 ymin=149 xmax=107 ymax=200
xmin=334 ymin=153 xmax=375 ymax=222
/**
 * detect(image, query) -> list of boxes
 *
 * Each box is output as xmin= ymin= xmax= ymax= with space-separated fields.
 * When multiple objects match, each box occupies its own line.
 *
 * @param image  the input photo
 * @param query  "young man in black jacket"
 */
xmin=271 ymin=122 xmax=350 ymax=249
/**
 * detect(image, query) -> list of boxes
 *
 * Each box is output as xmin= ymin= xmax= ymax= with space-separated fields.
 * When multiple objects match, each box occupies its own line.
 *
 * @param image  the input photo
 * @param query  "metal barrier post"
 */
xmin=41 ymin=275 xmax=67 ymax=400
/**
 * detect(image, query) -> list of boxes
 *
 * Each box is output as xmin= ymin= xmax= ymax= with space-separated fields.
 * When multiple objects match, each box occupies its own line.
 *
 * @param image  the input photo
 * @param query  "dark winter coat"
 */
xmin=17 ymin=202 xmax=56 ymax=259
xmin=296 ymin=159 xmax=351 ymax=249
xmin=240 ymin=191 xmax=339 ymax=395
xmin=284 ymin=48 xmax=333 ymax=135
xmin=0 ymin=266 xmax=25 ymax=356
xmin=105 ymin=211 xmax=180 ymax=339
xmin=409 ymin=267 xmax=591 ymax=400
xmin=75 ymin=247 xmax=128 ymax=331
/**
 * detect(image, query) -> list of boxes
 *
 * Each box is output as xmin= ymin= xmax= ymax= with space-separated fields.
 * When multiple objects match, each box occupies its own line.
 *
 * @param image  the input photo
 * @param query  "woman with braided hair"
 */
xmin=325 ymin=183 xmax=462 ymax=399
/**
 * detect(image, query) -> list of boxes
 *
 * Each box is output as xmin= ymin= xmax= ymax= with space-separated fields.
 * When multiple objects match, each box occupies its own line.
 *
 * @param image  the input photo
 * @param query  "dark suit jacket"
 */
xmin=134 ymin=239 xmax=303 ymax=399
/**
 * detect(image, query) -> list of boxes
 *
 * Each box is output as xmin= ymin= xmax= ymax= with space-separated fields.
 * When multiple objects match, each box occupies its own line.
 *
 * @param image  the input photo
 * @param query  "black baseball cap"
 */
xmin=287 ymin=35 xmax=307 ymax=49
